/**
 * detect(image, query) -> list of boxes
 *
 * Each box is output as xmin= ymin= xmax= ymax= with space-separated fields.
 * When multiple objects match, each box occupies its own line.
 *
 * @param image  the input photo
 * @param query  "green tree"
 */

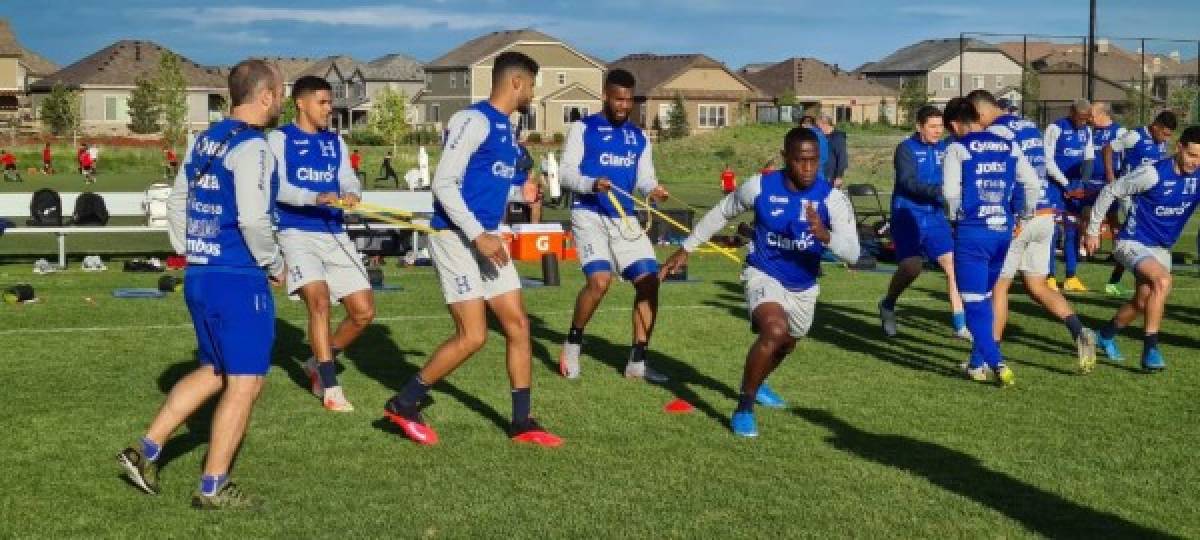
xmin=1018 ymin=67 xmax=1041 ymax=122
xmin=1121 ymin=84 xmax=1152 ymax=127
xmin=127 ymin=77 xmax=161 ymax=134
xmin=877 ymin=98 xmax=891 ymax=126
xmin=662 ymin=93 xmax=689 ymax=140
xmin=155 ymin=51 xmax=188 ymax=147
xmin=898 ymin=78 xmax=928 ymax=125
xmin=279 ymin=99 xmax=297 ymax=127
xmin=39 ymin=83 xmax=81 ymax=136
xmin=368 ymin=87 xmax=410 ymax=155
xmin=1168 ymin=85 xmax=1199 ymax=124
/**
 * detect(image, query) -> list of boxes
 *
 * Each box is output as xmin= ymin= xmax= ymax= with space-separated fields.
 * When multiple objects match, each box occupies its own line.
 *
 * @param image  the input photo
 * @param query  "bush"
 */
xmin=345 ymin=129 xmax=385 ymax=146
xmin=526 ymin=132 xmax=543 ymax=144
xmin=552 ymin=132 xmax=565 ymax=144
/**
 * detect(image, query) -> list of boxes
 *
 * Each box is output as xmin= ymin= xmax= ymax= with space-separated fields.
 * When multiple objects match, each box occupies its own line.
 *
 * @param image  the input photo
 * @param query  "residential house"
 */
xmin=1154 ymin=57 xmax=1198 ymax=110
xmin=30 ymin=40 xmax=226 ymax=136
xmin=295 ymin=55 xmax=368 ymax=132
xmin=258 ymin=56 xmax=320 ymax=95
xmin=262 ymin=54 xmax=425 ymax=132
xmin=361 ymin=53 xmax=426 ymax=125
xmin=418 ymin=29 xmax=605 ymax=136
xmin=608 ymin=53 xmax=767 ymax=134
xmin=857 ymin=38 xmax=1023 ymax=111
xmin=0 ymin=18 xmax=59 ymax=123
xmin=740 ymin=57 xmax=898 ymax=124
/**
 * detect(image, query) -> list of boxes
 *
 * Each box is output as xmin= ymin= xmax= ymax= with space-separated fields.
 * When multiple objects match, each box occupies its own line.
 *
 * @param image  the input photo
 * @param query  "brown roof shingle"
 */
xmin=742 ymin=57 xmax=897 ymax=99
xmin=609 ymin=53 xmax=764 ymax=99
xmin=20 ymin=47 xmax=58 ymax=76
xmin=427 ymin=28 xmax=602 ymax=69
xmin=256 ymin=56 xmax=320 ymax=82
xmin=32 ymin=40 xmax=226 ymax=90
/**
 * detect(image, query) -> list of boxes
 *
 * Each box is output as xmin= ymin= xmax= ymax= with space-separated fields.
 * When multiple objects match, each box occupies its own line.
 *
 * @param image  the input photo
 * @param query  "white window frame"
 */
xmin=449 ymin=74 xmax=457 ymax=89
xmin=943 ymin=75 xmax=956 ymax=89
xmin=972 ymin=75 xmax=984 ymax=90
xmin=995 ymin=75 xmax=1005 ymax=89
xmin=103 ymin=95 xmax=129 ymax=122
xmin=562 ymin=104 xmax=590 ymax=123
xmin=698 ymin=103 xmax=727 ymax=129
xmin=557 ymin=72 xmax=566 ymax=86
xmin=657 ymin=103 xmax=673 ymax=128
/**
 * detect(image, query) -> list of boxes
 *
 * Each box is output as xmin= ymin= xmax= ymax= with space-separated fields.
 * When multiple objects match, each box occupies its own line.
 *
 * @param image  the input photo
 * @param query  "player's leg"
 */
xmin=616 ymin=234 xmax=666 ymax=382
xmin=488 ymin=289 xmax=562 ymax=446
xmin=318 ymin=236 xmax=376 ymax=410
xmin=955 ymin=232 xmax=1006 ymax=384
xmin=197 ymin=374 xmax=265 ymax=508
xmin=733 ymin=302 xmax=795 ymax=438
xmin=560 ymin=212 xmax=616 ymax=378
xmin=935 ymin=251 xmax=969 ymax=339
xmin=1047 ymin=221 xmax=1061 ymax=290
xmin=1010 ymin=216 xmax=1094 ymax=371
xmin=1133 ymin=254 xmax=1171 ymax=371
xmin=298 ymin=280 xmax=343 ymax=400
xmin=333 ymin=289 xmax=375 ymax=352
xmin=878 ymin=208 xmax=922 ymax=336
xmin=1062 ymin=213 xmax=1087 ymax=292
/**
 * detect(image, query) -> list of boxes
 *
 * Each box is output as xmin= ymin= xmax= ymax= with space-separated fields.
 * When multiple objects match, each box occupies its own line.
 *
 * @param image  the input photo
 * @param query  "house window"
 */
xmin=657 ymin=103 xmax=673 ymax=128
xmin=698 ymin=104 xmax=727 ymax=128
xmin=518 ymin=108 xmax=537 ymax=132
xmin=464 ymin=74 xmax=470 ymax=86
xmin=638 ymin=103 xmax=647 ymax=126
xmin=835 ymin=105 xmax=852 ymax=124
xmin=557 ymin=72 xmax=566 ymax=86
xmin=104 ymin=95 xmax=129 ymax=122
xmin=535 ymin=72 xmax=543 ymax=88
xmin=450 ymin=74 xmax=456 ymax=89
xmin=431 ymin=104 xmax=440 ymax=123
xmin=562 ymin=105 xmax=589 ymax=123
xmin=943 ymin=75 xmax=956 ymax=89
xmin=425 ymin=73 xmax=432 ymax=88
xmin=995 ymin=75 xmax=1005 ymax=88
xmin=972 ymin=75 xmax=984 ymax=89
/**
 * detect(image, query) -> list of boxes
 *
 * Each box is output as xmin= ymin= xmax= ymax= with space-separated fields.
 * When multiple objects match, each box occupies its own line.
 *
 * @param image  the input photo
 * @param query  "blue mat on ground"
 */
xmin=372 ymin=284 xmax=403 ymax=292
xmin=520 ymin=278 xmax=551 ymax=288
xmin=661 ymin=277 xmax=703 ymax=285
xmin=112 ymin=288 xmax=166 ymax=299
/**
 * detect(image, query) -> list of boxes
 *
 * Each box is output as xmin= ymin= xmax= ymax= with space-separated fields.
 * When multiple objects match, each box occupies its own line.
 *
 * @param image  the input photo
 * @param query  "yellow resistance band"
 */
xmin=333 ymin=200 xmax=434 ymax=233
xmin=606 ymin=185 xmax=742 ymax=264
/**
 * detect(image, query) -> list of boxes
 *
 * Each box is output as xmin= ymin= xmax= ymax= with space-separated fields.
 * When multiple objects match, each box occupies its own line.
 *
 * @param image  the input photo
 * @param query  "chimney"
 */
xmin=135 ymin=42 xmax=141 ymax=61
xmin=1169 ymin=51 xmax=1182 ymax=62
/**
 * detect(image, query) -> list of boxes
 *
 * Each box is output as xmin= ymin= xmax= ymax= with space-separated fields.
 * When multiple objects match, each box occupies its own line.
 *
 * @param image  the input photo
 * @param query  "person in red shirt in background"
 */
xmin=720 ymin=163 xmax=736 ymax=194
xmin=0 ymin=149 xmax=20 ymax=182
xmin=163 ymin=146 xmax=178 ymax=179
xmin=349 ymin=148 xmax=362 ymax=177
xmin=79 ymin=144 xmax=96 ymax=184
xmin=42 ymin=143 xmax=54 ymax=174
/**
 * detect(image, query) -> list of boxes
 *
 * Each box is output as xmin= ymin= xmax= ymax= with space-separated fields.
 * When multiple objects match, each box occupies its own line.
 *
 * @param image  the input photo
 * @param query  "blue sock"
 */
xmin=1143 ymin=333 xmax=1158 ymax=352
xmin=391 ymin=375 xmax=430 ymax=409
xmin=881 ymin=295 xmax=897 ymax=311
xmin=1099 ymin=318 xmax=1120 ymax=340
xmin=317 ymin=360 xmax=338 ymax=389
xmin=736 ymin=392 xmax=755 ymax=413
xmin=1063 ymin=314 xmax=1084 ymax=341
xmin=140 ymin=437 xmax=161 ymax=462
xmin=952 ymin=311 xmax=966 ymax=331
xmin=511 ymin=388 xmax=531 ymax=423
xmin=964 ymin=298 xmax=1002 ymax=370
xmin=200 ymin=473 xmax=227 ymax=496
xmin=1064 ymin=222 xmax=1078 ymax=278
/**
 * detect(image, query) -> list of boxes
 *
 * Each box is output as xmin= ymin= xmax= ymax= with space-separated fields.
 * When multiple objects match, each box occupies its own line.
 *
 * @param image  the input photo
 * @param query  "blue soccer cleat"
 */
xmin=1141 ymin=348 xmax=1165 ymax=372
xmin=1097 ymin=335 xmax=1124 ymax=363
xmin=730 ymin=410 xmax=758 ymax=438
xmin=755 ymin=382 xmax=787 ymax=409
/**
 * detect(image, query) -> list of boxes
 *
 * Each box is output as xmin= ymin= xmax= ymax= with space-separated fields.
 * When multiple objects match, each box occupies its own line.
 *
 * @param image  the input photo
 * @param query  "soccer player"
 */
xmin=1044 ymin=100 xmax=1094 ymax=292
xmin=1099 ymin=110 xmax=1177 ymax=297
xmin=556 ymin=68 xmax=670 ymax=382
xmin=42 ymin=142 xmax=53 ymax=174
xmin=660 ymin=127 xmax=860 ymax=437
xmin=0 ymin=149 xmax=20 ymax=182
xmin=382 ymin=51 xmax=561 ymax=447
xmin=879 ymin=105 xmax=970 ymax=340
xmin=270 ymin=75 xmax=375 ymax=412
xmin=117 ymin=59 xmax=285 ymax=508
xmin=79 ymin=144 xmax=95 ymax=184
xmin=940 ymin=97 xmax=1039 ymax=386
xmin=1085 ymin=125 xmax=1200 ymax=371
xmin=973 ymin=91 xmax=1097 ymax=374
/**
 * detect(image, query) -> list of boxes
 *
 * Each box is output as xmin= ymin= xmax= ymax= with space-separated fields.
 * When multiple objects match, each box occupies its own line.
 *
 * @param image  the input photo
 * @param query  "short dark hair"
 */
xmin=604 ymin=68 xmax=636 ymax=89
xmin=228 ymin=59 xmax=277 ymax=107
xmin=784 ymin=126 xmax=819 ymax=151
xmin=292 ymin=75 xmax=332 ymax=100
xmin=965 ymin=89 xmax=999 ymax=109
xmin=1153 ymin=110 xmax=1178 ymax=130
xmin=492 ymin=51 xmax=539 ymax=85
xmin=916 ymin=104 xmax=942 ymax=126
xmin=943 ymin=97 xmax=979 ymax=126
xmin=1179 ymin=125 xmax=1200 ymax=147
xmin=799 ymin=115 xmax=816 ymax=126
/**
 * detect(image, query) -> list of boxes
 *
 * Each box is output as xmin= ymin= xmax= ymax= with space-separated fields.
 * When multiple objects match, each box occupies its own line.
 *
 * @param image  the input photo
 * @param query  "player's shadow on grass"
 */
xmin=349 ymin=324 xmax=512 ymax=434
xmin=523 ymin=312 xmax=741 ymax=426
xmin=796 ymin=408 xmax=1181 ymax=540
xmin=149 ymin=355 xmax=214 ymax=473
xmin=1055 ymin=292 xmax=1200 ymax=352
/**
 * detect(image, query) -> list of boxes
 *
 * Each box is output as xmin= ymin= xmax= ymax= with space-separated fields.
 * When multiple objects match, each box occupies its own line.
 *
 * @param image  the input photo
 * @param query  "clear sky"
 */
xmin=9 ymin=0 xmax=1199 ymax=70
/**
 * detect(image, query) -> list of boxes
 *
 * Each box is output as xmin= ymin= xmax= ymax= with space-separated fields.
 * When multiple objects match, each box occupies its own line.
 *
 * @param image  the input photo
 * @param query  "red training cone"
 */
xmin=664 ymin=398 xmax=695 ymax=414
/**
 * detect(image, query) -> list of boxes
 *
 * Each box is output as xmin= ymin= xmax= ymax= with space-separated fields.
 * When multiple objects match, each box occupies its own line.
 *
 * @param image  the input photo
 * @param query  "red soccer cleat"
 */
xmin=509 ymin=418 xmax=563 ymax=448
xmin=384 ymin=402 xmax=439 ymax=446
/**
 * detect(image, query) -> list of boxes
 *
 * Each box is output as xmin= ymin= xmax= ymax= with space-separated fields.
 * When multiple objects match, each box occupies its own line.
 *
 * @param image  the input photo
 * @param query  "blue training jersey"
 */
xmin=1088 ymin=122 xmax=1122 ymax=188
xmin=183 ymin=118 xmax=266 ymax=269
xmin=951 ymin=131 xmax=1020 ymax=233
xmin=1051 ymin=117 xmax=1092 ymax=182
xmin=1122 ymin=126 xmax=1169 ymax=175
xmin=431 ymin=101 xmax=521 ymax=233
xmin=1120 ymin=158 xmax=1200 ymax=248
xmin=272 ymin=123 xmax=349 ymax=233
xmin=746 ymin=170 xmax=834 ymax=291
xmin=993 ymin=113 xmax=1056 ymax=211
xmin=571 ymin=112 xmax=650 ymax=217
xmin=891 ymin=133 xmax=948 ymax=214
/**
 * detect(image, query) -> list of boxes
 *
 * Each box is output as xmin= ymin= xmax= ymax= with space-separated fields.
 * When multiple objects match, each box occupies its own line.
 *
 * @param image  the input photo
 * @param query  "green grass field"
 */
xmin=2 ymin=249 xmax=1200 ymax=537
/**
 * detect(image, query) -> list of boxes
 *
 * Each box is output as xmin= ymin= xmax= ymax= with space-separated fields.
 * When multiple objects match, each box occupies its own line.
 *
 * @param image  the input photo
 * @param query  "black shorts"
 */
xmin=3 ymin=164 xmax=15 ymax=171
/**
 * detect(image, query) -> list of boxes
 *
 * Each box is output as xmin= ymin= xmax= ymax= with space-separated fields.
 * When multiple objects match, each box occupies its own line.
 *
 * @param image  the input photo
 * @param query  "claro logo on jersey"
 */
xmin=491 ymin=161 xmax=517 ymax=179
xmin=599 ymin=151 xmax=636 ymax=167
xmin=969 ymin=140 xmax=1009 ymax=153
xmin=765 ymin=231 xmax=815 ymax=251
xmin=1155 ymin=202 xmax=1194 ymax=217
xmin=296 ymin=165 xmax=336 ymax=182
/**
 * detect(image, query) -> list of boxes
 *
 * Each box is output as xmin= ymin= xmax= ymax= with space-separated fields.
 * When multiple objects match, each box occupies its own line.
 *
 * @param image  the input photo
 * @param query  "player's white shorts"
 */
xmin=279 ymin=230 xmax=370 ymax=300
xmin=743 ymin=266 xmax=819 ymax=338
xmin=571 ymin=209 xmax=659 ymax=281
xmin=1114 ymin=239 xmax=1172 ymax=273
xmin=1000 ymin=213 xmax=1055 ymax=279
xmin=428 ymin=229 xmax=521 ymax=304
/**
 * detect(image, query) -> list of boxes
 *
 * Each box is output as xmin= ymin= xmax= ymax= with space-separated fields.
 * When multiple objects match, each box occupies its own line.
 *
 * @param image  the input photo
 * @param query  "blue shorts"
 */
xmin=184 ymin=269 xmax=276 ymax=376
xmin=953 ymin=228 xmax=1010 ymax=302
xmin=891 ymin=207 xmax=953 ymax=261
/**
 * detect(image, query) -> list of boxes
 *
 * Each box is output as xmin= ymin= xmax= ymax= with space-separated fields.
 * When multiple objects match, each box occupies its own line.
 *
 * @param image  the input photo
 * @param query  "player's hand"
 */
xmin=341 ymin=193 xmax=361 ymax=208
xmin=269 ymin=270 xmax=286 ymax=287
xmin=592 ymin=178 xmax=612 ymax=193
xmin=833 ymin=177 xmax=844 ymax=189
xmin=805 ymin=202 xmax=831 ymax=244
xmin=1066 ymin=188 xmax=1086 ymax=200
xmin=315 ymin=192 xmax=339 ymax=206
xmin=736 ymin=221 xmax=754 ymax=239
xmin=1083 ymin=234 xmax=1100 ymax=255
xmin=474 ymin=233 xmax=510 ymax=267
xmin=648 ymin=185 xmax=669 ymax=203
xmin=659 ymin=249 xmax=689 ymax=280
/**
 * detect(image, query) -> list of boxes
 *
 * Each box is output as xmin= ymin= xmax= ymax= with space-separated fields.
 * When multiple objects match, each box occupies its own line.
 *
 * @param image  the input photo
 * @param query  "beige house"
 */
xmin=741 ymin=57 xmax=898 ymax=124
xmin=858 ymin=38 xmax=1023 ymax=108
xmin=0 ymin=18 xmax=58 ymax=124
xmin=30 ymin=40 xmax=226 ymax=136
xmin=418 ymin=29 xmax=605 ymax=136
xmin=609 ymin=53 xmax=767 ymax=135
xmin=262 ymin=53 xmax=425 ymax=132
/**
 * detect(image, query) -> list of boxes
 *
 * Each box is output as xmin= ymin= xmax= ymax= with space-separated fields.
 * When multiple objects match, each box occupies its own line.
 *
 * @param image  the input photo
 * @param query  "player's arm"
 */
xmin=1042 ymin=123 xmax=1069 ymax=187
xmin=1105 ymin=129 xmax=1140 ymax=182
xmin=1011 ymin=143 xmax=1040 ymax=218
xmin=336 ymin=136 xmax=362 ymax=205
xmin=431 ymin=110 xmax=491 ymax=241
xmin=660 ymin=176 xmax=758 ymax=277
xmin=635 ymin=138 xmax=667 ymax=201
xmin=1086 ymin=164 xmax=1158 ymax=241
xmin=822 ymin=188 xmax=861 ymax=263
xmin=893 ymin=143 xmax=941 ymax=202
xmin=228 ymin=138 xmax=284 ymax=278
xmin=1080 ymin=128 xmax=1095 ymax=182
xmin=559 ymin=121 xmax=603 ymax=193
xmin=166 ymin=143 xmax=195 ymax=254
xmin=268 ymin=130 xmax=322 ymax=207
xmin=941 ymin=142 xmax=968 ymax=221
